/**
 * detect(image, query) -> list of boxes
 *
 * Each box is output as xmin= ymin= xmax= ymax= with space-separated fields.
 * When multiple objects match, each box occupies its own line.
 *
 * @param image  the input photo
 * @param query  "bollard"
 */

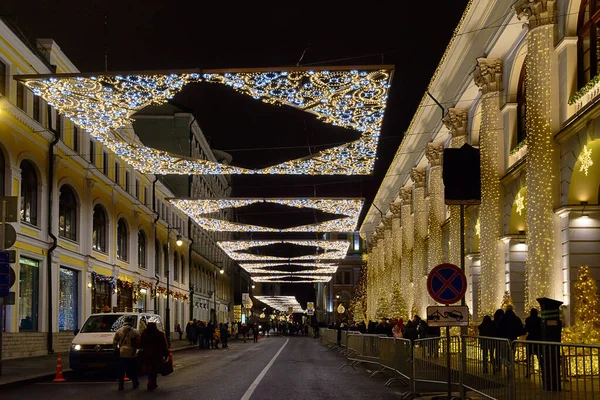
xmin=53 ymin=353 xmax=66 ymax=382
xmin=169 ymin=345 xmax=174 ymax=365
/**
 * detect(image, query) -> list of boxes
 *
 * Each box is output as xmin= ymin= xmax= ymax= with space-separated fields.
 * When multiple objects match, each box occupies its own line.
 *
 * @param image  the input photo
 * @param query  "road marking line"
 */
xmin=241 ymin=338 xmax=289 ymax=400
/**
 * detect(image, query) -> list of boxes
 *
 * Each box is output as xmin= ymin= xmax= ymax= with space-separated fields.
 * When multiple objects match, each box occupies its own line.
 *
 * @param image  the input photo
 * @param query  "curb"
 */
xmin=0 ymin=369 xmax=72 ymax=389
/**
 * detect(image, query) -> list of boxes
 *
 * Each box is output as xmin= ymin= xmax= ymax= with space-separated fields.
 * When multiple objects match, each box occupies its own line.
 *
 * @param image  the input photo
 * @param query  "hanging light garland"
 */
xmin=92 ymin=272 xmax=116 ymax=290
xmin=20 ymin=68 xmax=392 ymax=176
xmin=254 ymin=296 xmax=304 ymax=312
xmin=239 ymin=262 xmax=338 ymax=275
xmin=251 ymin=275 xmax=332 ymax=283
xmin=169 ymin=198 xmax=363 ymax=232
xmin=217 ymin=240 xmax=350 ymax=261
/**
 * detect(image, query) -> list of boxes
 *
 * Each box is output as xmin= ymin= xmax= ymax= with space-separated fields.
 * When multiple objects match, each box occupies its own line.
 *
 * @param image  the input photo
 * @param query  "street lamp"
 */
xmin=252 ymin=284 xmax=256 ymax=289
xmin=176 ymin=234 xmax=183 ymax=247
xmin=220 ymin=269 xmax=224 ymax=274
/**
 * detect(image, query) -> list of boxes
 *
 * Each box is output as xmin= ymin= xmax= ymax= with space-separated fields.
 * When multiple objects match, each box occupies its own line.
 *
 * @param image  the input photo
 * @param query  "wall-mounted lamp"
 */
xmin=251 ymin=284 xmax=256 ymax=289
xmin=518 ymin=230 xmax=526 ymax=244
xmin=220 ymin=269 xmax=224 ymax=274
xmin=140 ymin=288 xmax=147 ymax=294
xmin=87 ymin=282 xmax=92 ymax=288
xmin=336 ymin=294 xmax=340 ymax=299
xmin=581 ymin=201 xmax=589 ymax=219
xmin=176 ymin=234 xmax=183 ymax=247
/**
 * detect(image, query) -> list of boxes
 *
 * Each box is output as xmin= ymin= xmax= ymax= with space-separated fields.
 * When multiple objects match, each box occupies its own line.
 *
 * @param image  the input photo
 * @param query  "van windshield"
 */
xmin=80 ymin=315 xmax=137 ymax=333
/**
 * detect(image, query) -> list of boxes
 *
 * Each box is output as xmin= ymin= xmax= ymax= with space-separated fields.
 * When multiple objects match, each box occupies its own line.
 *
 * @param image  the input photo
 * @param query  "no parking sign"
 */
xmin=426 ymin=263 xmax=467 ymax=305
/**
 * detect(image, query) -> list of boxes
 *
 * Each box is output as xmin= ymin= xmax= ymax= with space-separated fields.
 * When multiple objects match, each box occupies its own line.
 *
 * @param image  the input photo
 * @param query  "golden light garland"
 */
xmin=169 ymin=198 xmax=363 ymax=232
xmin=427 ymin=143 xmax=445 ymax=271
xmin=412 ymin=169 xmax=427 ymax=316
xmin=21 ymin=68 xmax=393 ymax=176
xmin=475 ymin=58 xmax=504 ymax=318
xmin=239 ymin=262 xmax=338 ymax=275
xmin=524 ymin=25 xmax=557 ymax=310
xmin=401 ymin=188 xmax=414 ymax=312
xmin=578 ymin=145 xmax=593 ymax=176
xmin=390 ymin=205 xmax=402 ymax=286
xmin=217 ymin=240 xmax=350 ymax=261
xmin=383 ymin=217 xmax=394 ymax=306
xmin=251 ymin=275 xmax=332 ymax=283
xmin=254 ymin=296 xmax=304 ymax=312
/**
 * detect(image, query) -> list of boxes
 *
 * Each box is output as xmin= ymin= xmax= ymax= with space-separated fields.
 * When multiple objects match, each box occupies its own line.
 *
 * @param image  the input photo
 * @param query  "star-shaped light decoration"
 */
xmin=18 ymin=67 xmax=393 ymax=176
xmin=515 ymin=192 xmax=525 ymax=216
xmin=579 ymin=145 xmax=594 ymax=176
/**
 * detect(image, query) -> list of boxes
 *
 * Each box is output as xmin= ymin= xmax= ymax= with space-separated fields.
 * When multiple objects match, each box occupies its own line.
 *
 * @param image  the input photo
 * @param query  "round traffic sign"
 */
xmin=427 ymin=263 xmax=467 ymax=305
xmin=2 ymin=223 xmax=16 ymax=248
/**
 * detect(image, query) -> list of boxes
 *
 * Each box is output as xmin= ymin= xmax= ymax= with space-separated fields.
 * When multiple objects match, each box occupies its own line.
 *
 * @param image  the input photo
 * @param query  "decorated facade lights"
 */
xmin=19 ymin=67 xmax=392 ymax=176
xmin=515 ymin=192 xmax=525 ymax=216
xmin=217 ymin=240 xmax=350 ymax=262
xmin=91 ymin=272 xmax=116 ymax=291
xmin=579 ymin=145 xmax=593 ymax=176
xmin=169 ymin=198 xmax=363 ymax=233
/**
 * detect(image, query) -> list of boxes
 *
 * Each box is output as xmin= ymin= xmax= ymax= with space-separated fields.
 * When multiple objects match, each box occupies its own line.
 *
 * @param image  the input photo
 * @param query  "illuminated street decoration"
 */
xmin=217 ymin=240 xmax=350 ymax=261
xmin=253 ymin=296 xmax=304 ymax=312
xmin=239 ymin=263 xmax=338 ymax=275
xmin=169 ymin=198 xmax=363 ymax=232
xmin=475 ymin=218 xmax=480 ymax=237
xmin=515 ymin=192 xmax=525 ymax=216
xmin=252 ymin=275 xmax=332 ymax=283
xmin=579 ymin=145 xmax=593 ymax=176
xmin=20 ymin=67 xmax=392 ymax=175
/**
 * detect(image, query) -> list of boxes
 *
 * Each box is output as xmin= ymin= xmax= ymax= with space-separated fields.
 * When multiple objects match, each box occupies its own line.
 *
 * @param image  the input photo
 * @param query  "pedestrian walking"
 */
xmin=139 ymin=322 xmax=170 ymax=391
xmin=524 ymin=308 xmax=542 ymax=378
xmin=176 ymin=323 xmax=183 ymax=341
xmin=113 ymin=315 xmax=140 ymax=391
xmin=253 ymin=322 xmax=259 ymax=343
xmin=185 ymin=320 xmax=196 ymax=345
xmin=220 ymin=323 xmax=228 ymax=348
xmin=478 ymin=315 xmax=496 ymax=373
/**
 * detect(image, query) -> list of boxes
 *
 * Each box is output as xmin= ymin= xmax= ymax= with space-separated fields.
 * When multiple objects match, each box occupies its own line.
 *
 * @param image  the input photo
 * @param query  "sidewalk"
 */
xmin=0 ymin=339 xmax=195 ymax=387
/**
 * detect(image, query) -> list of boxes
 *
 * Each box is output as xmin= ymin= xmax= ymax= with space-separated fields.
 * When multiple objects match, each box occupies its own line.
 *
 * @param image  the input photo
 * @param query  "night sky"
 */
xmin=1 ymin=1 xmax=469 ymax=302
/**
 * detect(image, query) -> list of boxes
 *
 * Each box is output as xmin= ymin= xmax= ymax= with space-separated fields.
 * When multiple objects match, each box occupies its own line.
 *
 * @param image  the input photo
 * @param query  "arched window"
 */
xmin=516 ymin=60 xmax=527 ymax=146
xmin=578 ymin=0 xmax=600 ymax=87
xmin=138 ymin=231 xmax=146 ymax=269
xmin=180 ymin=256 xmax=185 ymax=284
xmin=92 ymin=205 xmax=107 ymax=252
xmin=116 ymin=218 xmax=128 ymax=261
xmin=58 ymin=185 xmax=77 ymax=241
xmin=20 ymin=160 xmax=38 ymax=225
xmin=155 ymin=239 xmax=161 ymax=276
xmin=173 ymin=252 xmax=179 ymax=282
xmin=163 ymin=244 xmax=168 ymax=278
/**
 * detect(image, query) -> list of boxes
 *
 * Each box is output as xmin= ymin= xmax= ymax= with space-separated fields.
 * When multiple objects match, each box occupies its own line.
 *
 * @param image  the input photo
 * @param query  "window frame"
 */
xmin=92 ymin=204 xmax=107 ymax=253
xmin=116 ymin=218 xmax=129 ymax=261
xmin=20 ymin=160 xmax=38 ymax=226
xmin=578 ymin=0 xmax=600 ymax=88
xmin=58 ymin=185 xmax=78 ymax=241
xmin=138 ymin=230 xmax=147 ymax=269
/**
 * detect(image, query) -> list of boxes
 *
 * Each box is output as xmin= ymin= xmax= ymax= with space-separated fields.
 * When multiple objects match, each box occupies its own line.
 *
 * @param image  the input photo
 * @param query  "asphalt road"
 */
xmin=2 ymin=336 xmax=406 ymax=399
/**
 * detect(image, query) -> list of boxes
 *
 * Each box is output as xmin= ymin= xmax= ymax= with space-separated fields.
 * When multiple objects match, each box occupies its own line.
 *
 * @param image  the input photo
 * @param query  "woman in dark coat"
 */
xmin=139 ymin=322 xmax=169 ymax=391
xmin=478 ymin=315 xmax=496 ymax=373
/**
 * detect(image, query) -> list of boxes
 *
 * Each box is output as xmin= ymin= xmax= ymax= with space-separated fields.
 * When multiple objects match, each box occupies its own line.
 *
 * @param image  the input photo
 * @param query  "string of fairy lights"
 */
xmin=20 ymin=68 xmax=393 ymax=176
xmin=254 ymin=296 xmax=304 ymax=312
xmin=217 ymin=240 xmax=351 ymax=262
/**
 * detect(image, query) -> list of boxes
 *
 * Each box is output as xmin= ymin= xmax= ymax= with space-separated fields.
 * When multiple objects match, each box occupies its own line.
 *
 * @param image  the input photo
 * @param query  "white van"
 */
xmin=69 ymin=312 xmax=164 ymax=374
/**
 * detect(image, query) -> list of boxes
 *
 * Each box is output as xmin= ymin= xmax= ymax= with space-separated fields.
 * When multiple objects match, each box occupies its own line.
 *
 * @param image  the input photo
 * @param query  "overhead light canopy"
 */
xmin=254 ymin=296 xmax=304 ymax=312
xmin=169 ymin=198 xmax=363 ymax=233
xmin=18 ymin=66 xmax=393 ymax=176
xmin=217 ymin=240 xmax=350 ymax=262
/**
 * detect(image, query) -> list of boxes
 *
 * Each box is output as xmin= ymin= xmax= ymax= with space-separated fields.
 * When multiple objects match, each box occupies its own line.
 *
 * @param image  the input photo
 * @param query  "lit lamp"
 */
xmin=140 ymin=288 xmax=147 ymax=294
xmin=581 ymin=201 xmax=589 ymax=219
xmin=337 ymin=304 xmax=345 ymax=314
xmin=252 ymin=284 xmax=256 ymax=289
xmin=176 ymin=234 xmax=183 ymax=247
xmin=518 ymin=230 xmax=526 ymax=244
xmin=220 ymin=269 xmax=224 ymax=274
xmin=87 ymin=282 xmax=92 ymax=288
xmin=336 ymin=294 xmax=340 ymax=299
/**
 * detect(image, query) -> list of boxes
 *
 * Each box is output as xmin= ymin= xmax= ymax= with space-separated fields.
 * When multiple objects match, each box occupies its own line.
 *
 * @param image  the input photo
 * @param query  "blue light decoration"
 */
xmin=20 ymin=67 xmax=392 ymax=175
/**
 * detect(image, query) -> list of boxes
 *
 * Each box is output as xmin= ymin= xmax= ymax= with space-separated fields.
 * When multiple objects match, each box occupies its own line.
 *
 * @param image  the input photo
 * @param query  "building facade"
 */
xmin=361 ymin=0 xmax=600 ymax=326
xmin=0 ymin=19 xmax=192 ymax=358
xmin=134 ymin=105 xmax=235 ymax=324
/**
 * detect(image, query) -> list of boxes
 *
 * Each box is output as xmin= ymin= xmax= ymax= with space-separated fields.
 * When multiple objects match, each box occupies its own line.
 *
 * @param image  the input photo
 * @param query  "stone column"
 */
xmin=366 ymin=241 xmax=374 ymax=321
xmin=401 ymin=187 xmax=414 ymax=315
xmin=474 ymin=58 xmax=505 ymax=318
xmin=376 ymin=226 xmax=386 ymax=317
xmin=411 ymin=168 xmax=427 ymax=317
xmin=443 ymin=109 xmax=468 ymax=267
xmin=390 ymin=203 xmax=402 ymax=286
xmin=383 ymin=216 xmax=394 ymax=304
xmin=427 ymin=142 xmax=445 ymax=270
xmin=514 ymin=0 xmax=559 ymax=310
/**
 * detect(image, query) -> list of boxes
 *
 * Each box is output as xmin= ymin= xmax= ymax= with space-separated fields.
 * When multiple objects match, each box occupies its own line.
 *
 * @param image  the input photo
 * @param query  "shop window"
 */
xmin=138 ymin=230 xmax=147 ymax=269
xmin=59 ymin=267 xmax=78 ymax=331
xmin=117 ymin=280 xmax=133 ymax=311
xmin=92 ymin=279 xmax=112 ymax=313
xmin=578 ymin=0 xmax=600 ymax=87
xmin=20 ymin=160 xmax=38 ymax=226
xmin=117 ymin=218 xmax=128 ymax=261
xmin=92 ymin=204 xmax=107 ymax=252
xmin=19 ymin=257 xmax=39 ymax=331
xmin=58 ymin=185 xmax=77 ymax=241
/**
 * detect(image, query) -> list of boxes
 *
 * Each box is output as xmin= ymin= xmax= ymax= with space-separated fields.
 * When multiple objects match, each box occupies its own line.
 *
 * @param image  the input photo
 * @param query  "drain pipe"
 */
xmin=152 ymin=175 xmax=159 ymax=312
xmin=46 ymin=108 xmax=59 ymax=354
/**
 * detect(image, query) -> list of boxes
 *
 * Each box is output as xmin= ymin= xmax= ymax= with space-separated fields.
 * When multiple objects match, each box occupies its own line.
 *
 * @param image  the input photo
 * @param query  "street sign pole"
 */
xmin=459 ymin=204 xmax=467 ymax=399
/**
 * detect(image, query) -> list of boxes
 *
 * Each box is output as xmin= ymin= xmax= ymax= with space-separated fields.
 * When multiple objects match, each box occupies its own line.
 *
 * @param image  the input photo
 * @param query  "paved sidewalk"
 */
xmin=0 ymin=339 xmax=195 ymax=387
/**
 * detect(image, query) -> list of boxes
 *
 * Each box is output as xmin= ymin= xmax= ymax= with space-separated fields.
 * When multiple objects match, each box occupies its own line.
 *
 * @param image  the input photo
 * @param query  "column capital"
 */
xmin=514 ymin=0 xmax=556 ymax=30
xmin=389 ymin=203 xmax=402 ymax=218
xmin=411 ymin=167 xmax=427 ymax=188
xmin=382 ymin=216 xmax=393 ymax=229
xmin=474 ymin=58 xmax=503 ymax=94
xmin=375 ymin=225 xmax=385 ymax=238
xmin=426 ymin=142 xmax=445 ymax=166
xmin=443 ymin=108 xmax=468 ymax=138
xmin=401 ymin=187 xmax=413 ymax=204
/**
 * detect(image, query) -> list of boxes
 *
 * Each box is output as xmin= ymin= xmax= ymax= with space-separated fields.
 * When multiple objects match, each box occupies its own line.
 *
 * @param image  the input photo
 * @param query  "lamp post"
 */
xmin=166 ymin=228 xmax=183 ymax=345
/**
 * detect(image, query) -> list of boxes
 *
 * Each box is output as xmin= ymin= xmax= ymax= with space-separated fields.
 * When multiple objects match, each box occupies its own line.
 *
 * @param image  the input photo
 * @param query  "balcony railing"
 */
xmin=569 ymin=73 xmax=600 ymax=112
xmin=508 ymin=139 xmax=527 ymax=168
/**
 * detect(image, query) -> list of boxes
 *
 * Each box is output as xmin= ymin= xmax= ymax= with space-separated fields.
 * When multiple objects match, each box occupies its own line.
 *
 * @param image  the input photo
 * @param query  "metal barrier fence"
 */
xmin=328 ymin=334 xmax=600 ymax=399
xmin=512 ymin=340 xmax=600 ymax=400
